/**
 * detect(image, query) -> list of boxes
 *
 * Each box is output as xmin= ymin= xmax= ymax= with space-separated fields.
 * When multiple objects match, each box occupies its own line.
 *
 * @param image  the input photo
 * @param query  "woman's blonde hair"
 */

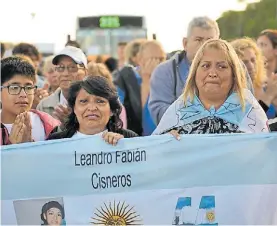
xmin=183 ymin=39 xmax=247 ymax=109
xmin=231 ymin=37 xmax=266 ymax=88
xmin=124 ymin=39 xmax=147 ymax=65
xmin=87 ymin=62 xmax=113 ymax=83
xmin=137 ymin=40 xmax=165 ymax=60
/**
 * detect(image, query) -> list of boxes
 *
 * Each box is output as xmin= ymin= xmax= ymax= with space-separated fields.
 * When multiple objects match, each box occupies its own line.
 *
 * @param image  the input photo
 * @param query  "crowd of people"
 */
xmin=1 ymin=16 xmax=277 ymax=146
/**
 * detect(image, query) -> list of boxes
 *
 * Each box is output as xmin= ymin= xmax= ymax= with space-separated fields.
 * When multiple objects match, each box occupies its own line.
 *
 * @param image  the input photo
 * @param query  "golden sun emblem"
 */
xmin=91 ymin=201 xmax=141 ymax=225
xmin=206 ymin=210 xmax=215 ymax=223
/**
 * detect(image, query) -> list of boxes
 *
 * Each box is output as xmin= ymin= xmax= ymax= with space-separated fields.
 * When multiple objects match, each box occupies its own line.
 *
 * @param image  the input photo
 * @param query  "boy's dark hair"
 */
xmin=1 ymin=56 xmax=36 ymax=85
xmin=12 ymin=43 xmax=40 ymax=60
xmin=1 ymin=43 xmax=5 ymax=58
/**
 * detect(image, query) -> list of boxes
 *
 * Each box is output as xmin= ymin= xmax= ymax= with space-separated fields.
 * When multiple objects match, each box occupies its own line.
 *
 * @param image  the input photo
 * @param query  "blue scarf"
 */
xmin=153 ymin=89 xmax=269 ymax=134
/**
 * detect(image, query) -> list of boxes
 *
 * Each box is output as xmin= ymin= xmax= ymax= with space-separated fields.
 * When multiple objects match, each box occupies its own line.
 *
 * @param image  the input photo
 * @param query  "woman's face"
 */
xmin=44 ymin=208 xmax=62 ymax=225
xmin=74 ymin=88 xmax=112 ymax=133
xmin=257 ymin=35 xmax=276 ymax=62
xmin=240 ymin=47 xmax=256 ymax=81
xmin=1 ymin=75 xmax=35 ymax=117
xmin=195 ymin=47 xmax=233 ymax=102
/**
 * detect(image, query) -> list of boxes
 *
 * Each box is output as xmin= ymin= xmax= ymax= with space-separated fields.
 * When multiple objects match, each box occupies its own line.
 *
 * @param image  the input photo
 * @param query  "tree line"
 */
xmin=217 ymin=0 xmax=277 ymax=41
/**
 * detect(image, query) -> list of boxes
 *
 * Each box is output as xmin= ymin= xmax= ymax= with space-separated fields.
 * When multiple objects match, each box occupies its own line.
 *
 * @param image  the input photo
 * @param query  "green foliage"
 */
xmin=217 ymin=0 xmax=277 ymax=40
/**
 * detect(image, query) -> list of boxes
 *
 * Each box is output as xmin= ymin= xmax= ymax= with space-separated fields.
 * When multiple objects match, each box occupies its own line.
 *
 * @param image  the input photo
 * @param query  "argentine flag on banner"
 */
xmin=196 ymin=196 xmax=217 ymax=225
xmin=1 ymin=133 xmax=277 ymax=225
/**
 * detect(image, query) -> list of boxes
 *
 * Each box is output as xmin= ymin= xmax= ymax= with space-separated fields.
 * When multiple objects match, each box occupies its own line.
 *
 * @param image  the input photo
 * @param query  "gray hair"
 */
xmin=187 ymin=16 xmax=220 ymax=38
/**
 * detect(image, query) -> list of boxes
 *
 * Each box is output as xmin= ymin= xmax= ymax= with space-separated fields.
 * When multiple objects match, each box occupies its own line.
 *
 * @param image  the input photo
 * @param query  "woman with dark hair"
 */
xmin=257 ymin=29 xmax=277 ymax=76
xmin=257 ymin=29 xmax=277 ymax=119
xmin=41 ymin=201 xmax=65 ymax=225
xmin=47 ymin=76 xmax=137 ymax=144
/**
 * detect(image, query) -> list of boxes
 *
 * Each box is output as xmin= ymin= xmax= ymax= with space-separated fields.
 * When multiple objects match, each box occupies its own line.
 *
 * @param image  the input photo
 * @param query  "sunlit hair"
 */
xmin=42 ymin=55 xmax=54 ymax=74
xmin=124 ymin=39 xmax=147 ymax=65
xmin=87 ymin=62 xmax=113 ymax=83
xmin=231 ymin=37 xmax=266 ymax=89
xmin=137 ymin=40 xmax=166 ymax=61
xmin=183 ymin=39 xmax=247 ymax=109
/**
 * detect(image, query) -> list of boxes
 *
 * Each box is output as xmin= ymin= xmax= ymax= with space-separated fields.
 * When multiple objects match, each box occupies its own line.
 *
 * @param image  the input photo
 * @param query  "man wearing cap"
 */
xmin=37 ymin=46 xmax=88 ymax=123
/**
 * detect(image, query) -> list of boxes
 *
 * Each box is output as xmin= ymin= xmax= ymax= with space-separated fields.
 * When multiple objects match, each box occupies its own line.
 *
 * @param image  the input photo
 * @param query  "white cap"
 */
xmin=52 ymin=46 xmax=87 ymax=68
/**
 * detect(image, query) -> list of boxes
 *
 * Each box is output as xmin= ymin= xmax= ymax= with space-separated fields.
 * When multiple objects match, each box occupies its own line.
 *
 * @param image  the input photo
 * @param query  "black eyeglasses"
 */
xmin=1 ymin=85 xmax=37 ymax=95
xmin=55 ymin=65 xmax=85 ymax=73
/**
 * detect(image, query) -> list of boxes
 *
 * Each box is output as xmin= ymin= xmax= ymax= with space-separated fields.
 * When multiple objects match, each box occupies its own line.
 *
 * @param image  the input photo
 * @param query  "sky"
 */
xmin=0 ymin=0 xmax=257 ymax=53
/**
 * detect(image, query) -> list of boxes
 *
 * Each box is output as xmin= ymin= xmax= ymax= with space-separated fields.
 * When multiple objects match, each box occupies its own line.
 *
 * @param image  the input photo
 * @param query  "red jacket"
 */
xmin=1 ymin=110 xmax=60 ymax=145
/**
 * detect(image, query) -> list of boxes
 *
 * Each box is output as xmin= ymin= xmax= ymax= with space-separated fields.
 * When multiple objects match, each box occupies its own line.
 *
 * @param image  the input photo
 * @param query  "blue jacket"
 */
xmin=149 ymin=52 xmax=189 ymax=125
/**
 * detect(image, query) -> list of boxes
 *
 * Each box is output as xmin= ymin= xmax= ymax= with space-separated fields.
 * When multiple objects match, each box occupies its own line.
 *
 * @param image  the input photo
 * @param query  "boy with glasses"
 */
xmin=0 ymin=56 xmax=60 ymax=145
